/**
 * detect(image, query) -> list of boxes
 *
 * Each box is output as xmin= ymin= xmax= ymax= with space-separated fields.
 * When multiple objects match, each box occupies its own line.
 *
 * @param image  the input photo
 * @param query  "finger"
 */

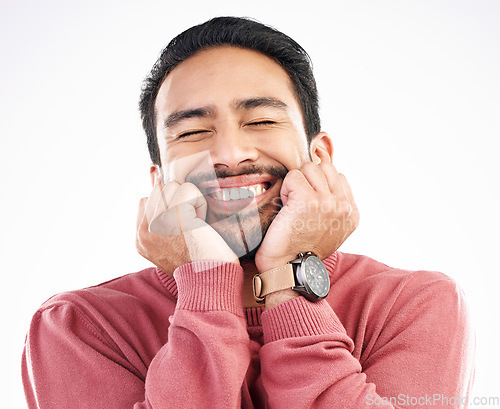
xmin=148 ymin=181 xmax=183 ymax=235
xmin=321 ymin=162 xmax=347 ymax=198
xmin=300 ymin=162 xmax=330 ymax=192
xmin=339 ymin=174 xmax=354 ymax=203
xmin=280 ymin=169 xmax=314 ymax=206
xmin=144 ymin=179 xmax=165 ymax=225
xmin=168 ymin=182 xmax=208 ymax=224
xmin=148 ymin=182 xmax=207 ymax=236
xmin=152 ymin=181 xmax=180 ymax=220
xmin=340 ymin=174 xmax=360 ymax=223
xmin=315 ymin=148 xmax=339 ymax=193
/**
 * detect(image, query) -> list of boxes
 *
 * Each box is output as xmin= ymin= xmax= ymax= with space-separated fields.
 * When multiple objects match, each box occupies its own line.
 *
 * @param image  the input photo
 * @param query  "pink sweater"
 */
xmin=22 ymin=252 xmax=474 ymax=408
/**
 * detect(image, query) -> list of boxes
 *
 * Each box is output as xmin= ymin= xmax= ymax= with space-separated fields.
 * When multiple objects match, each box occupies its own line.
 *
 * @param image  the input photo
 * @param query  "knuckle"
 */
xmin=286 ymin=168 xmax=303 ymax=180
xmin=135 ymin=236 xmax=146 ymax=256
xmin=300 ymin=163 xmax=319 ymax=176
xmin=301 ymin=162 xmax=317 ymax=171
xmin=337 ymin=199 xmax=352 ymax=216
xmin=165 ymin=180 xmax=181 ymax=189
xmin=179 ymin=182 xmax=200 ymax=196
xmin=352 ymin=209 xmax=361 ymax=226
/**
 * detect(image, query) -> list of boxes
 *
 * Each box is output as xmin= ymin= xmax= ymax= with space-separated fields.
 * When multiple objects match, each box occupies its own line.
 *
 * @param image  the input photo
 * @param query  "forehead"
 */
xmin=155 ymin=46 xmax=299 ymax=117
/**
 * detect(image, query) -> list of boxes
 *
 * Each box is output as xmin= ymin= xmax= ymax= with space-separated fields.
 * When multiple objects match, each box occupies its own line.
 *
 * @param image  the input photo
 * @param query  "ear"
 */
xmin=149 ymin=164 xmax=163 ymax=187
xmin=310 ymin=132 xmax=333 ymax=164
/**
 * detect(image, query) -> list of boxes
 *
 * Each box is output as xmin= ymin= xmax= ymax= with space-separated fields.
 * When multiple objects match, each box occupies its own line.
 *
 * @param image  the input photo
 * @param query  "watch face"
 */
xmin=302 ymin=256 xmax=330 ymax=298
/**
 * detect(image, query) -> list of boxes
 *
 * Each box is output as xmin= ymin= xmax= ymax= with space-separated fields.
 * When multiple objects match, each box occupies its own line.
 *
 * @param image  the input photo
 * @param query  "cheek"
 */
xmin=161 ymin=149 xmax=217 ymax=184
xmin=265 ymin=139 xmax=309 ymax=171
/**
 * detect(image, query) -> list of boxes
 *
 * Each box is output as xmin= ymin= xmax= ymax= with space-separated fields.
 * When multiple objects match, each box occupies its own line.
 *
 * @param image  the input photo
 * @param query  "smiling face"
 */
xmin=153 ymin=46 xmax=321 ymax=257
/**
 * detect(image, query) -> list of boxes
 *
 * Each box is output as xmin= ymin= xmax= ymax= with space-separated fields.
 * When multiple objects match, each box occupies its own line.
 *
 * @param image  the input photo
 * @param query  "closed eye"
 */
xmin=246 ymin=120 xmax=277 ymax=127
xmin=177 ymin=129 xmax=212 ymax=140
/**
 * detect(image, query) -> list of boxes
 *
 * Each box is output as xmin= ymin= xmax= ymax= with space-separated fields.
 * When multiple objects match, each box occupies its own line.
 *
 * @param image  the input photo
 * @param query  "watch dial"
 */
xmin=303 ymin=256 xmax=330 ymax=297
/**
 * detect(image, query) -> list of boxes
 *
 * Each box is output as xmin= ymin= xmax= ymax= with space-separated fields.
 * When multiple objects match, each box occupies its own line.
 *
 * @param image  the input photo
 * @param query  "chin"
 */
xmin=208 ymin=201 xmax=278 ymax=259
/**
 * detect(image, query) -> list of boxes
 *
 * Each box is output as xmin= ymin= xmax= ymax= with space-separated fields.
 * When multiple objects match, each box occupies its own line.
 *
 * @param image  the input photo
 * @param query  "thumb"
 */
xmin=279 ymin=169 xmax=310 ymax=207
xmin=167 ymin=183 xmax=208 ymax=231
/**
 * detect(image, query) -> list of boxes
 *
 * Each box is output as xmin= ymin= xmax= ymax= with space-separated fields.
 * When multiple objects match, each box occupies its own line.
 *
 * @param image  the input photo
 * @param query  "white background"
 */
xmin=1 ymin=0 xmax=499 ymax=406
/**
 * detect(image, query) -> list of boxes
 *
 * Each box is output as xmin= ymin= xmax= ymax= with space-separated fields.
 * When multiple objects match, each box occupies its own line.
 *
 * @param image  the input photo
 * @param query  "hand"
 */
xmin=136 ymin=179 xmax=240 ymax=275
xmin=255 ymin=150 xmax=359 ymax=273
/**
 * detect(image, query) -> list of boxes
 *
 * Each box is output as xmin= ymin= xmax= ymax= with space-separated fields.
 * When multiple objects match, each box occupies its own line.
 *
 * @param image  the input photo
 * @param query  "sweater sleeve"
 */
xmin=259 ymin=271 xmax=474 ymax=409
xmin=22 ymin=261 xmax=251 ymax=409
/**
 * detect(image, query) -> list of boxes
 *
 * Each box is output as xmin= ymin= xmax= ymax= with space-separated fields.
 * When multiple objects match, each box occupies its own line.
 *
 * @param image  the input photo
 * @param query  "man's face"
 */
xmin=153 ymin=46 xmax=314 ymax=257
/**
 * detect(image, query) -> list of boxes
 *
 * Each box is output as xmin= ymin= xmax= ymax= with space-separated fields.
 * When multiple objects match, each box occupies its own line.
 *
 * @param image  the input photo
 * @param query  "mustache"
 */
xmin=185 ymin=164 xmax=289 ymax=187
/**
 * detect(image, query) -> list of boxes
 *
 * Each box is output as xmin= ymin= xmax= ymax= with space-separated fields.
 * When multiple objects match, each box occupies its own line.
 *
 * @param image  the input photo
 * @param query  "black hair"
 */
xmin=139 ymin=16 xmax=320 ymax=165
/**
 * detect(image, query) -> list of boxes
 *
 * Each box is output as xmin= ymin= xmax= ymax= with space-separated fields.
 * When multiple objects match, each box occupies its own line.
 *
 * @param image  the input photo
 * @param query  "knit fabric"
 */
xmin=22 ymin=252 xmax=474 ymax=408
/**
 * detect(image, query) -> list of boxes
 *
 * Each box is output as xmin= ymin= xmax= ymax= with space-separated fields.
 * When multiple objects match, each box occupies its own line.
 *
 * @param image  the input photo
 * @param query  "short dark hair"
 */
xmin=139 ymin=16 xmax=320 ymax=165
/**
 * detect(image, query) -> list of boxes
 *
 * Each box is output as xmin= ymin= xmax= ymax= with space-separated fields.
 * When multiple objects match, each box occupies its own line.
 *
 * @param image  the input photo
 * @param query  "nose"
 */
xmin=209 ymin=127 xmax=259 ymax=169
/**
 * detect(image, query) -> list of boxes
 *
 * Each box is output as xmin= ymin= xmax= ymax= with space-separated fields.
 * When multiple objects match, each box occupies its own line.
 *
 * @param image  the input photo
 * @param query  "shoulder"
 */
xmin=329 ymin=252 xmax=470 ymax=325
xmin=31 ymin=267 xmax=176 ymax=340
xmin=24 ymin=267 xmax=176 ymax=386
xmin=329 ymin=253 xmax=473 ymax=363
xmin=331 ymin=251 xmax=463 ymax=297
xmin=39 ymin=266 xmax=171 ymax=308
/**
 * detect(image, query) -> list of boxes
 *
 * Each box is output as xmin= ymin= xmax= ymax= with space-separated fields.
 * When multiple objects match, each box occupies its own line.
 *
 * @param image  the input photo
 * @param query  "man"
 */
xmin=22 ymin=17 xmax=473 ymax=408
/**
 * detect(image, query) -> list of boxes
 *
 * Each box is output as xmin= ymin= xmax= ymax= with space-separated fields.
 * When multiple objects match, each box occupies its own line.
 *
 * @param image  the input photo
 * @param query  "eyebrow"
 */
xmin=164 ymin=106 xmax=216 ymax=129
xmin=163 ymin=97 xmax=288 ymax=129
xmin=233 ymin=97 xmax=288 ymax=111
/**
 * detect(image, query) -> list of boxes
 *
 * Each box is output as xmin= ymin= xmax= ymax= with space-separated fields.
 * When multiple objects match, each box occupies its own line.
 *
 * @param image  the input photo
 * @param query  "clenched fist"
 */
xmin=136 ymin=179 xmax=240 ymax=275
xmin=255 ymin=149 xmax=359 ymax=273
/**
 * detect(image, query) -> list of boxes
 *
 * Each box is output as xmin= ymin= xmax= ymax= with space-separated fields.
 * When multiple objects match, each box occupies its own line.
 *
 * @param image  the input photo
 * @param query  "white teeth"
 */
xmin=239 ymin=188 xmax=250 ymax=199
xmin=230 ymin=188 xmax=240 ymax=200
xmin=209 ymin=183 xmax=268 ymax=201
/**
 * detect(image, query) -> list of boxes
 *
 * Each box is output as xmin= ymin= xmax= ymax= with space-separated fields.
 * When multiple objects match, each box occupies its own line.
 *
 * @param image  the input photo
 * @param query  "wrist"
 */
xmin=175 ymin=261 xmax=244 ymax=315
xmin=256 ymin=255 xmax=294 ymax=274
xmin=253 ymin=252 xmax=330 ymax=305
xmin=264 ymin=288 xmax=299 ymax=309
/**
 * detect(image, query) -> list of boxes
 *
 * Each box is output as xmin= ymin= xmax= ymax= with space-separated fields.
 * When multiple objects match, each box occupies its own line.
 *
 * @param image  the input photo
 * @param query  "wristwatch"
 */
xmin=253 ymin=252 xmax=330 ymax=303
